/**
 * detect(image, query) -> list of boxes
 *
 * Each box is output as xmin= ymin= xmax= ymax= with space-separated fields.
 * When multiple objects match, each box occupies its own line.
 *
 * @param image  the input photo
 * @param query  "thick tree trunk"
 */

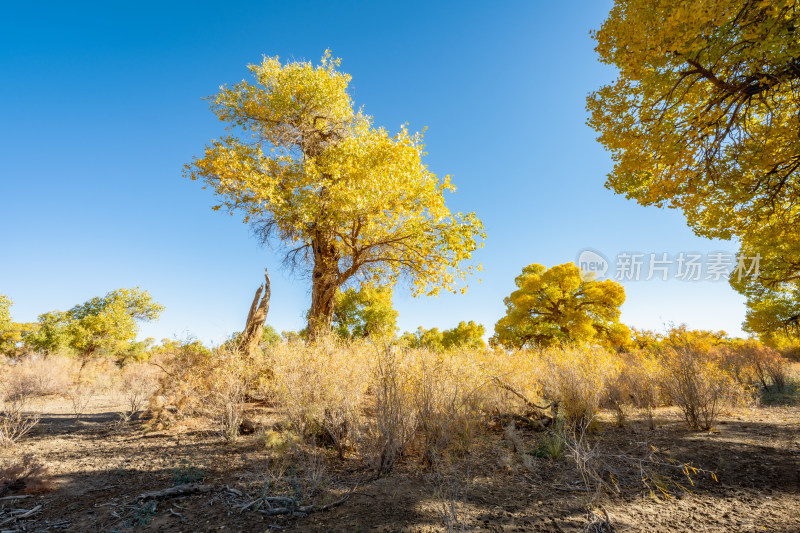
xmin=306 ymin=235 xmax=340 ymax=340
xmin=239 ymin=268 xmax=271 ymax=357
xmin=307 ymin=275 xmax=337 ymax=340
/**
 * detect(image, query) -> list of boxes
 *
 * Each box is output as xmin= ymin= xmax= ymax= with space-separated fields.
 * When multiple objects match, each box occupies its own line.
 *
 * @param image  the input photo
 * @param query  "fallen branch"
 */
xmin=224 ymin=486 xmax=243 ymax=497
xmin=491 ymin=412 xmax=548 ymax=431
xmin=148 ymin=361 xmax=176 ymax=378
xmin=0 ymin=495 xmax=31 ymax=502
xmin=258 ymin=487 xmax=356 ymax=517
xmin=0 ymin=504 xmax=42 ymax=527
xmin=137 ymin=483 xmax=214 ymax=501
xmin=492 ymin=378 xmax=557 ymax=414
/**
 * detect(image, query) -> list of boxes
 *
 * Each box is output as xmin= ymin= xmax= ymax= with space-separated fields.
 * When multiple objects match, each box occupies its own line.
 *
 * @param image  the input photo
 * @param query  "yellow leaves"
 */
xmin=590 ymin=0 xmax=800 ymax=243
xmin=492 ymin=263 xmax=627 ymax=350
xmin=0 ymin=295 xmax=12 ymax=332
xmin=186 ymin=52 xmax=484 ymax=307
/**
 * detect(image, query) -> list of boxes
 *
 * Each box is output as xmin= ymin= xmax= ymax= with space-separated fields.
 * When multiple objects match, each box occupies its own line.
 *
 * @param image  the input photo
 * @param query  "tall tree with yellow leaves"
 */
xmin=186 ymin=52 xmax=484 ymax=339
xmin=491 ymin=263 xmax=629 ymax=350
xmin=589 ymin=1 xmax=800 ymax=339
xmin=589 ymin=0 xmax=800 ymax=243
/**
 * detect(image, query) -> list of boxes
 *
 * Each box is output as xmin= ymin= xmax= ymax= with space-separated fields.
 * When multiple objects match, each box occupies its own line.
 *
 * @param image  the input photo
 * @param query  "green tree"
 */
xmin=25 ymin=311 xmax=71 ymax=355
xmin=0 ymin=296 xmax=38 ymax=357
xmin=26 ymin=288 xmax=163 ymax=362
xmin=224 ymin=324 xmax=282 ymax=352
xmin=442 ymin=320 xmax=486 ymax=350
xmin=399 ymin=321 xmax=485 ymax=351
xmin=0 ymin=322 xmax=38 ymax=357
xmin=726 ymin=233 xmax=800 ymax=339
xmin=65 ymin=288 xmax=163 ymax=361
xmin=491 ymin=263 xmax=629 ymax=350
xmin=262 ymin=325 xmax=282 ymax=346
xmin=185 ymin=52 xmax=484 ymax=339
xmin=333 ymin=283 xmax=397 ymax=339
xmin=731 ymin=269 xmax=800 ymax=341
xmin=400 ymin=326 xmax=445 ymax=352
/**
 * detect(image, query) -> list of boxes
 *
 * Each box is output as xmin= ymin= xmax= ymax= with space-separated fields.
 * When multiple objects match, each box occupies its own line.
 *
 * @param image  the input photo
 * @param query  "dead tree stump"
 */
xmin=239 ymin=268 xmax=271 ymax=357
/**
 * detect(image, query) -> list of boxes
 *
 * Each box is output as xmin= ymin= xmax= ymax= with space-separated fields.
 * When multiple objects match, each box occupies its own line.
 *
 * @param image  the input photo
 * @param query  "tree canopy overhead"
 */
xmin=588 ymin=0 xmax=800 ymax=242
xmin=491 ymin=263 xmax=629 ymax=350
xmin=186 ymin=52 xmax=484 ymax=338
xmin=590 ymin=0 xmax=800 ymax=341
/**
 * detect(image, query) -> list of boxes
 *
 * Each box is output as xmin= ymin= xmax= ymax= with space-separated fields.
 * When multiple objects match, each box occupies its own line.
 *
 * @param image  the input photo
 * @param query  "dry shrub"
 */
xmin=149 ymin=339 xmax=278 ymax=441
xmin=0 ymin=454 xmax=52 ymax=495
xmin=265 ymin=338 xmax=485 ymax=472
xmin=146 ymin=340 xmax=214 ymax=426
xmin=363 ymin=347 xmax=417 ymax=475
xmin=0 ymin=368 xmax=42 ymax=447
xmin=66 ymin=381 xmax=96 ymax=420
xmin=431 ymin=458 xmax=471 ymax=533
xmin=0 ymin=355 xmax=75 ymax=399
xmin=410 ymin=349 xmax=482 ymax=466
xmin=719 ymin=342 xmax=789 ymax=393
xmin=607 ymin=351 xmax=663 ymax=428
xmin=0 ymin=396 xmax=40 ymax=447
xmin=479 ymin=348 xmax=547 ymax=416
xmin=119 ymin=362 xmax=160 ymax=420
xmin=660 ymin=348 xmax=745 ymax=430
xmin=65 ymin=359 xmax=119 ymax=420
xmin=200 ymin=345 xmax=254 ymax=443
xmin=537 ymin=346 xmax=622 ymax=424
xmin=265 ymin=334 xmax=370 ymax=456
xmin=261 ymin=340 xmax=629 ymax=470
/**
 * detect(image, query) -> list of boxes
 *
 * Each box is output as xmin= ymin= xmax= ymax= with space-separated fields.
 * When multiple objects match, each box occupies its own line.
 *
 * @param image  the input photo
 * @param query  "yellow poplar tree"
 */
xmin=588 ymin=0 xmax=800 ymax=244
xmin=491 ymin=263 xmax=629 ymax=350
xmin=185 ymin=52 xmax=484 ymax=338
xmin=589 ymin=1 xmax=800 ymax=338
xmin=730 ymin=237 xmax=800 ymax=340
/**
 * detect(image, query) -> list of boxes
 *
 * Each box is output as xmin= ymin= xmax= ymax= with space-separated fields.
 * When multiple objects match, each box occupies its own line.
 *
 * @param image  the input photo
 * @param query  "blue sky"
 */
xmin=0 ymin=1 xmax=747 ymax=345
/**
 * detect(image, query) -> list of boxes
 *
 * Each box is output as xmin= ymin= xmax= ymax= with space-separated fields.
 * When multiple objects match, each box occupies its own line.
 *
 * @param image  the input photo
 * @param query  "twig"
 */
xmin=225 ymin=485 xmax=243 ymax=497
xmin=492 ymin=377 xmax=556 ymax=412
xmin=0 ymin=495 xmax=31 ymax=502
xmin=237 ymin=499 xmax=261 ymax=511
xmin=148 ymin=361 xmax=176 ymax=378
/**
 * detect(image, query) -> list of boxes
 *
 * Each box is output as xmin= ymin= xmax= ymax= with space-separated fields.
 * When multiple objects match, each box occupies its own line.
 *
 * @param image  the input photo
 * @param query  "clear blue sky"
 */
xmin=0 ymin=1 xmax=747 ymax=345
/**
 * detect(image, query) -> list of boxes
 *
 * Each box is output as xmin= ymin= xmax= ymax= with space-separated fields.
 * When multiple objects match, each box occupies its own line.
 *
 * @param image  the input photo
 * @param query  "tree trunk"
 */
xmin=306 ymin=235 xmax=340 ymax=340
xmin=239 ymin=268 xmax=271 ymax=357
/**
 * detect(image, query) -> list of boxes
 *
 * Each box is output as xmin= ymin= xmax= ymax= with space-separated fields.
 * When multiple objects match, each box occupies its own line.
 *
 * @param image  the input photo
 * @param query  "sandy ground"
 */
xmin=1 ymin=395 xmax=798 ymax=532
